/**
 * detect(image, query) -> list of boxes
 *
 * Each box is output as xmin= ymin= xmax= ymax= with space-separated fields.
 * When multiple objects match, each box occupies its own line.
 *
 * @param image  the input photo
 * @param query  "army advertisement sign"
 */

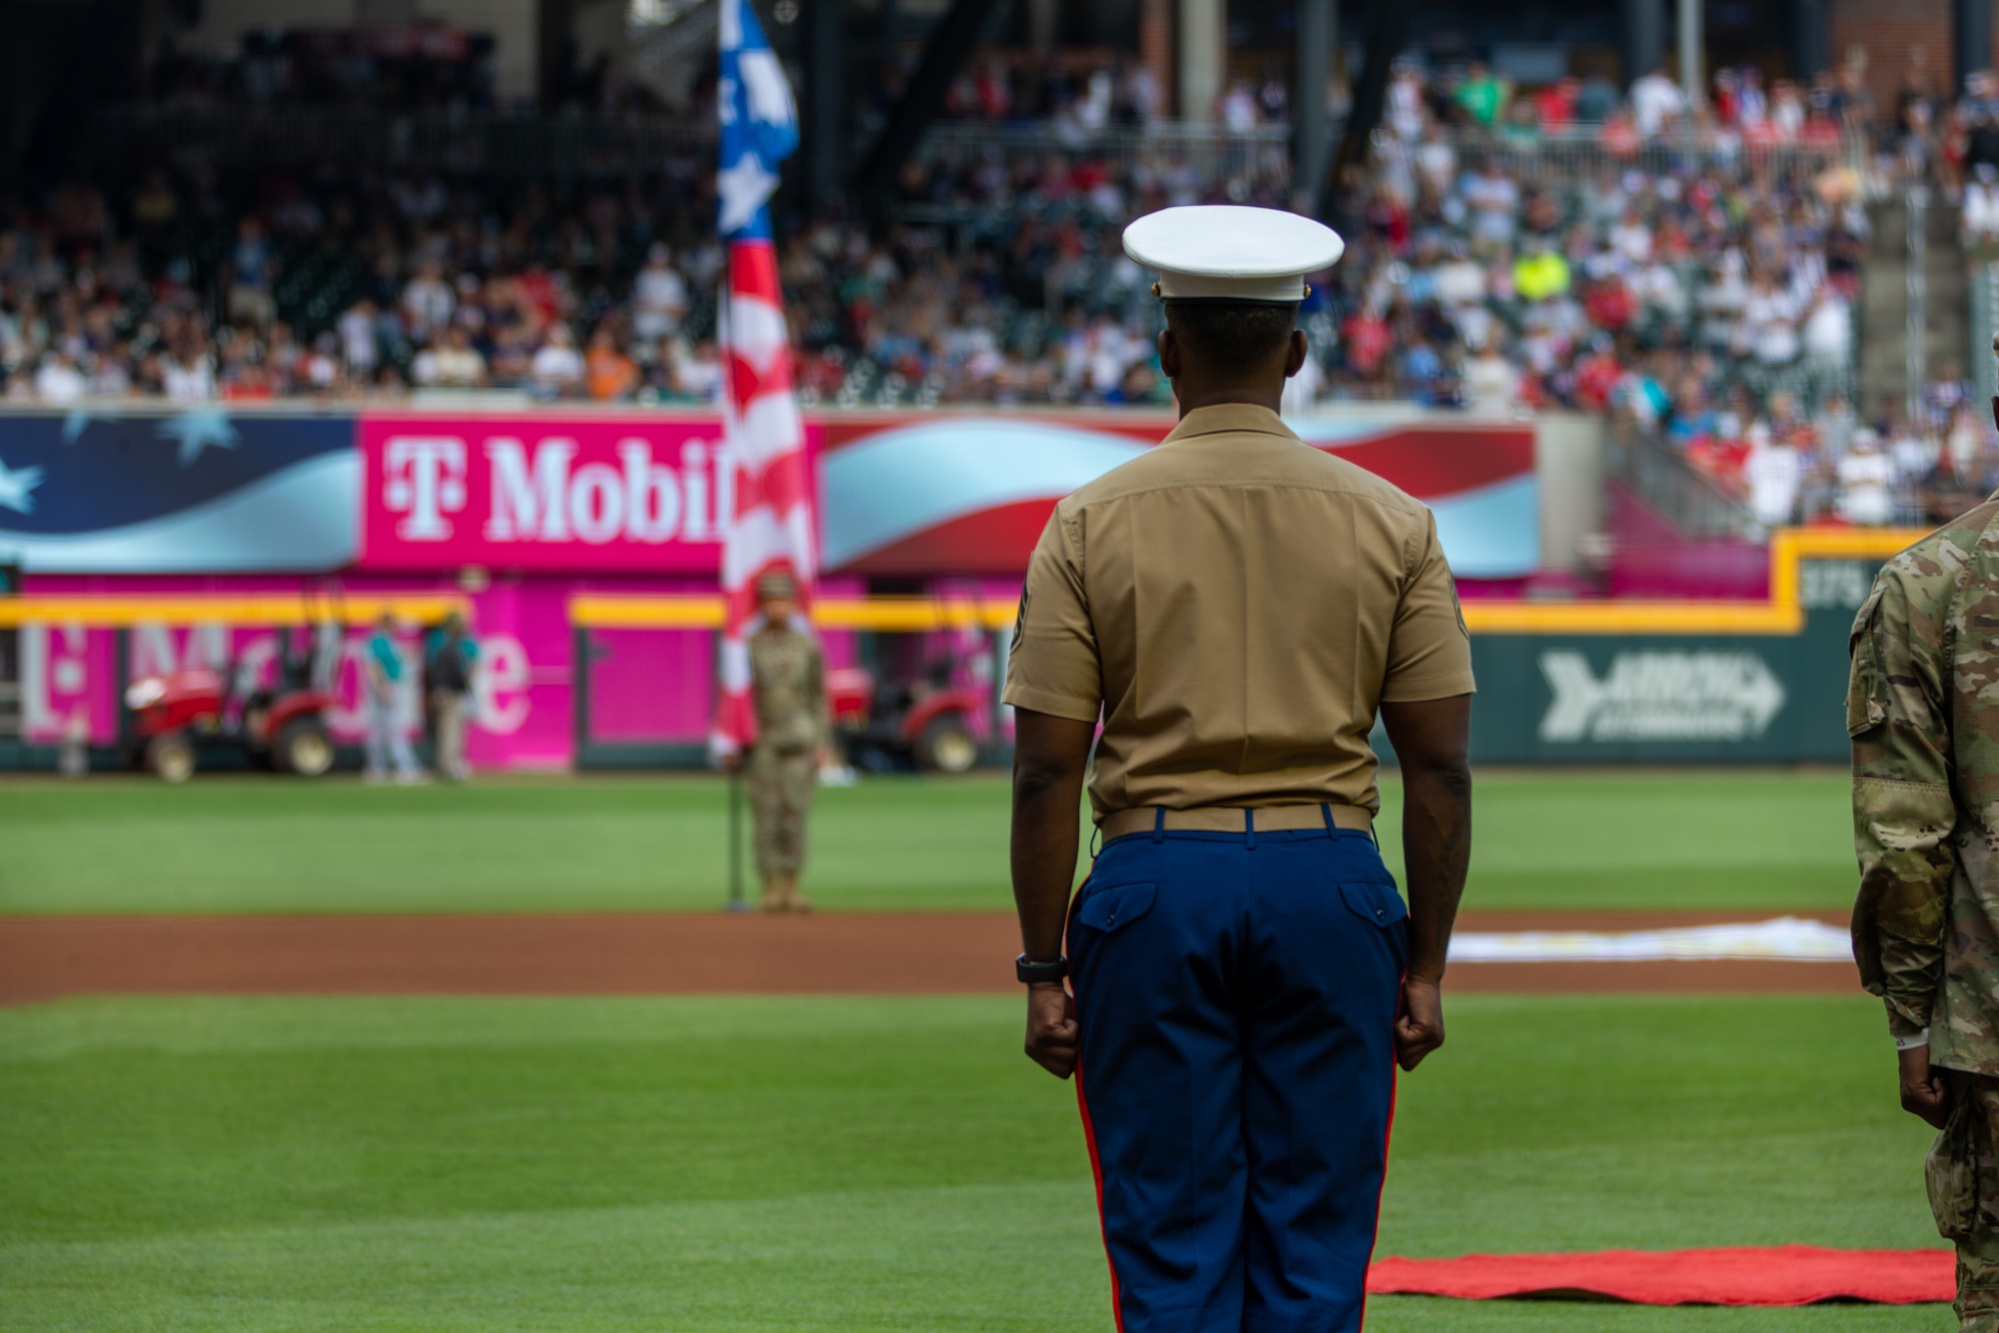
xmin=1462 ymin=549 xmax=1890 ymax=764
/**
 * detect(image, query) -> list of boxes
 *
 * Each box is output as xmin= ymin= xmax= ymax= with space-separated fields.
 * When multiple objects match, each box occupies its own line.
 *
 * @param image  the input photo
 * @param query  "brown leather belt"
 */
xmin=1100 ymin=802 xmax=1373 ymax=843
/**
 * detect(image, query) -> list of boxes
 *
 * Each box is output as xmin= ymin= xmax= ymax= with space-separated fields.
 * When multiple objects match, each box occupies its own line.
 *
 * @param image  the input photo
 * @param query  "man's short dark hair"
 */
xmin=1164 ymin=302 xmax=1298 ymax=378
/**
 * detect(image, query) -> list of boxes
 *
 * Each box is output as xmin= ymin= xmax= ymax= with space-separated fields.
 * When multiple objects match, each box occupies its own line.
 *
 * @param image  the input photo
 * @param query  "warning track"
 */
xmin=0 ymin=911 xmax=1858 ymax=1004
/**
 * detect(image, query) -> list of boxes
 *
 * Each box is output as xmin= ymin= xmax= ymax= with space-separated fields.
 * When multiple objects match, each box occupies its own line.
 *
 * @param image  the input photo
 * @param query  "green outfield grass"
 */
xmin=0 ymin=769 xmax=1856 ymax=916
xmin=0 ymin=993 xmax=1938 ymax=1331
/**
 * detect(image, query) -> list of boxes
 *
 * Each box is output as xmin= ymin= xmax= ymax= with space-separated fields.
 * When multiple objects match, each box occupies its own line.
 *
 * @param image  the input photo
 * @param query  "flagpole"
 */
xmin=727 ymin=765 xmax=746 ymax=912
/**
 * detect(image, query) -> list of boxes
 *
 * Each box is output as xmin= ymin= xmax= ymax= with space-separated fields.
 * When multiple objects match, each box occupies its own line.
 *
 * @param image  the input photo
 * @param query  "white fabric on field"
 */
xmin=1447 ymin=916 xmax=1851 ymax=963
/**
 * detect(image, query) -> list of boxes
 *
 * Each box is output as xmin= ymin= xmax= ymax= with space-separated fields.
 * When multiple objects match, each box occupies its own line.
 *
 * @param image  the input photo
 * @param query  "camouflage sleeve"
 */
xmin=810 ymin=642 xmax=831 ymax=750
xmin=1848 ymin=564 xmax=1958 ymax=1043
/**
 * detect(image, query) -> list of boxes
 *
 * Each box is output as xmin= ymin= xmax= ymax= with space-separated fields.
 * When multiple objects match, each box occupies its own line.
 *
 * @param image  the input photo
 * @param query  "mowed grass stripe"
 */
xmin=0 ymin=770 xmax=1859 ymax=915
xmin=0 ymin=995 xmax=1939 ymax=1332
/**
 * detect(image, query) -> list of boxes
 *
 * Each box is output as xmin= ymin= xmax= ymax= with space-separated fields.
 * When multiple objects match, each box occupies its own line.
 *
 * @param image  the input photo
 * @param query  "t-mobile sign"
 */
xmin=358 ymin=413 xmax=809 ymax=571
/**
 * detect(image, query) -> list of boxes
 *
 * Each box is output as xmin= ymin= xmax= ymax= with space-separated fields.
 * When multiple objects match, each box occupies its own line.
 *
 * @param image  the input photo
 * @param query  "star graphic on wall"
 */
xmin=0 ymin=455 xmax=46 ymax=514
xmin=61 ymin=410 xmax=98 ymax=444
xmin=716 ymin=152 xmax=779 ymax=235
xmin=157 ymin=408 xmax=240 ymax=467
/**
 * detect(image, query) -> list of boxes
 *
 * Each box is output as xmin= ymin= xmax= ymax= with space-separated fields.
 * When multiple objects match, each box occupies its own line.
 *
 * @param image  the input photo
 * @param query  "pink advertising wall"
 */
xmin=4 ymin=406 xmax=1540 ymax=771
xmin=19 ymin=571 xmax=864 ymax=768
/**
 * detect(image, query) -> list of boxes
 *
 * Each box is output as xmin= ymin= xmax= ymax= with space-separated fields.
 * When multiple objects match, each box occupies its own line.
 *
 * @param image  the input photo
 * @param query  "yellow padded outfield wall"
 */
xmin=0 ymin=529 xmax=1928 ymax=635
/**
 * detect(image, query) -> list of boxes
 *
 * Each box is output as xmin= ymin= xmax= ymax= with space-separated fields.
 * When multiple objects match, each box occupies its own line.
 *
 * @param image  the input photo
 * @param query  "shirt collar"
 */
xmin=1161 ymin=403 xmax=1300 ymax=445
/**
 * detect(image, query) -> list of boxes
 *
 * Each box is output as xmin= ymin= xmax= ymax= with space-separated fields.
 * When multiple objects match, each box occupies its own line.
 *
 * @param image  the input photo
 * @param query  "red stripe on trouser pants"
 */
xmin=1074 ymin=1060 xmax=1125 ymax=1333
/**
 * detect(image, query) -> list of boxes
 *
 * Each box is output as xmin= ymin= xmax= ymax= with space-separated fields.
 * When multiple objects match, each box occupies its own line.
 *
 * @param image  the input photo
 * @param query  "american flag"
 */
xmin=710 ymin=0 xmax=812 ymax=760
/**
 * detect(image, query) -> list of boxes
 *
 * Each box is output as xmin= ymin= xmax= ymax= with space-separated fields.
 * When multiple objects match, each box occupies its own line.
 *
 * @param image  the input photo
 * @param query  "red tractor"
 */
xmin=827 ymin=664 xmax=988 ymax=774
xmin=125 ymin=626 xmax=340 ymax=782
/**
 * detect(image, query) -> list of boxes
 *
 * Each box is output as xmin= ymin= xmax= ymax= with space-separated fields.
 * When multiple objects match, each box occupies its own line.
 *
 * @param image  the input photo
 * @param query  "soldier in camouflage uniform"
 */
xmin=741 ymin=572 xmax=830 ymax=913
xmin=1850 ymin=454 xmax=1999 ymax=1328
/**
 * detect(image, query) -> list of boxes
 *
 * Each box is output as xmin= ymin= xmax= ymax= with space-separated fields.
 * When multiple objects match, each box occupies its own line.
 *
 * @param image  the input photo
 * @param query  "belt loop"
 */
xmin=1152 ymin=807 xmax=1165 ymax=844
xmin=1244 ymin=808 xmax=1256 ymax=851
xmin=1320 ymin=802 xmax=1337 ymax=839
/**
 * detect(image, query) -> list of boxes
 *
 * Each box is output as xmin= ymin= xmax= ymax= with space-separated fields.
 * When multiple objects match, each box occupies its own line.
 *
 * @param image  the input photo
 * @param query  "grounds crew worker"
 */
xmin=1851 ymin=340 xmax=1999 ymax=1330
xmin=732 ymin=571 xmax=830 ymax=913
xmin=1005 ymin=205 xmax=1476 ymax=1332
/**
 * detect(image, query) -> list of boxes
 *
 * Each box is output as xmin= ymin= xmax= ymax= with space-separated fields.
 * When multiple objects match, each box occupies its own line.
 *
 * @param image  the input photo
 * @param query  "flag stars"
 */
xmin=0 ymin=454 xmax=46 ymax=514
xmin=158 ymin=409 xmax=241 ymax=468
xmin=717 ymin=154 xmax=781 ymax=236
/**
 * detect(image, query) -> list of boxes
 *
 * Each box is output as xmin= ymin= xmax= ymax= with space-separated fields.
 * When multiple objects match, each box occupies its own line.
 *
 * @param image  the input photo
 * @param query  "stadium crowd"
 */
xmin=4 ymin=50 xmax=1998 ymax=524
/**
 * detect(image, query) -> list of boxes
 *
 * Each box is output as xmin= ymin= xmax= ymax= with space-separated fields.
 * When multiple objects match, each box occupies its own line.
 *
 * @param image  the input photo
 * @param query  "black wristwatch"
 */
xmin=1016 ymin=953 xmax=1068 ymax=985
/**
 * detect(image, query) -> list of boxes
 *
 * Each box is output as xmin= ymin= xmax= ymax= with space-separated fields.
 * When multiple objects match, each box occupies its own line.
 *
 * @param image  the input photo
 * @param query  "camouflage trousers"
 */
xmin=1931 ymin=1072 xmax=1999 ymax=1329
xmin=746 ymin=745 xmax=816 ymax=879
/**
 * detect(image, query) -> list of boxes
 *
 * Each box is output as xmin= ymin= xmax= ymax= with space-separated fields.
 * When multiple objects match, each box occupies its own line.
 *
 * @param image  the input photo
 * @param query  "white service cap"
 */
xmin=1123 ymin=205 xmax=1345 ymax=304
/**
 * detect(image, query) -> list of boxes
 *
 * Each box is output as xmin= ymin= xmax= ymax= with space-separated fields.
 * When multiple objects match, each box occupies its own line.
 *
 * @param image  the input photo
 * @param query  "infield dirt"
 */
xmin=0 ymin=910 xmax=1860 ymax=1004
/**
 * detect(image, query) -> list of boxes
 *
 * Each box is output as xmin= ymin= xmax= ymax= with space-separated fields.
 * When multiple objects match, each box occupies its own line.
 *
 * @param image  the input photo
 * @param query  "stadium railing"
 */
xmin=1607 ymin=421 xmax=1767 ymax=541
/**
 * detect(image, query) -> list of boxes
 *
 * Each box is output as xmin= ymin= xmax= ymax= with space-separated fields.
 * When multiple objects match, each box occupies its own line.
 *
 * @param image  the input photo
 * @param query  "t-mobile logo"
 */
xmin=382 ymin=437 xmax=468 ymax=541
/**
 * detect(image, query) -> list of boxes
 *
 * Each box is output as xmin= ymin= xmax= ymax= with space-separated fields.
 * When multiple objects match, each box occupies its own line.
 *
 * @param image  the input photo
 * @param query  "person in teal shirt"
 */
xmin=364 ymin=611 xmax=425 ymax=784
xmin=424 ymin=610 xmax=480 ymax=783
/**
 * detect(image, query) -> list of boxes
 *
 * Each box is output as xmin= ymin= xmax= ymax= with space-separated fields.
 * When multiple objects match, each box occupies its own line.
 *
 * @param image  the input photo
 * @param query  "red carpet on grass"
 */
xmin=1366 ymin=1247 xmax=1955 ymax=1306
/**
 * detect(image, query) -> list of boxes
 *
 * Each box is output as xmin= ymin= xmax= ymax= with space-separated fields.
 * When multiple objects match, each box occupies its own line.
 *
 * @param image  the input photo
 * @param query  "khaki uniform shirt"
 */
xmin=1002 ymin=403 xmax=1476 ymax=823
xmin=749 ymin=623 xmax=829 ymax=753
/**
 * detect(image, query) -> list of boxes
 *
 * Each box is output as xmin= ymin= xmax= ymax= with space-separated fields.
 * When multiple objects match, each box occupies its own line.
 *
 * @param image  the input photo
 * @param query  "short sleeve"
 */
xmin=1379 ymin=509 xmax=1477 ymax=702
xmin=1002 ymin=508 xmax=1103 ymax=722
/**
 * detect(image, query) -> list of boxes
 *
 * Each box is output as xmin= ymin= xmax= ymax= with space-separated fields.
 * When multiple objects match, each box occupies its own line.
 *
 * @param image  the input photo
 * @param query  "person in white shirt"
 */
xmin=1743 ymin=275 xmax=1800 ymax=365
xmin=400 ymin=261 xmax=456 ymax=344
xmin=338 ymin=299 xmax=380 ymax=376
xmin=1461 ymin=164 xmax=1520 ymax=246
xmin=674 ymin=339 xmax=725 ymax=401
xmin=1219 ymin=81 xmax=1260 ymax=132
xmin=162 ymin=342 xmax=217 ymax=402
xmin=529 ymin=324 xmax=586 ymax=398
xmin=1966 ymin=165 xmax=1999 ymax=244
xmin=1630 ymin=67 xmax=1687 ymax=138
xmin=633 ymin=244 xmax=691 ymax=341
xmin=1744 ymin=425 xmax=1803 ymax=526
xmin=1838 ymin=432 xmax=1897 ymax=525
xmin=1609 ymin=206 xmax=1654 ymax=265
xmin=412 ymin=325 xmax=488 ymax=389
xmin=33 ymin=351 xmax=87 ymax=404
xmin=1800 ymin=287 xmax=1851 ymax=364
xmin=1461 ymin=340 xmax=1519 ymax=415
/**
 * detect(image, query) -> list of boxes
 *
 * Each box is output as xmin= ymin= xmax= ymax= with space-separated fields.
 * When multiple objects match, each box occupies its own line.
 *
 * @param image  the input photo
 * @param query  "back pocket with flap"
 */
xmin=1340 ymin=879 xmax=1408 ymax=928
xmin=1075 ymin=881 xmax=1156 ymax=934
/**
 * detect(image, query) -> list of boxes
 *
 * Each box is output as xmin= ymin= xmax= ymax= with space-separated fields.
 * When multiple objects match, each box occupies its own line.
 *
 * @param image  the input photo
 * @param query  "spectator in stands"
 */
xmin=585 ymin=327 xmax=639 ymax=401
xmin=412 ymin=324 xmax=487 ymax=390
xmin=1838 ymin=430 xmax=1897 ymax=524
xmin=33 ymin=351 xmax=85 ymax=404
xmin=1455 ymin=61 xmax=1510 ymax=127
xmin=1745 ymin=423 xmax=1804 ymax=525
xmin=161 ymin=330 xmax=216 ymax=402
xmin=337 ymin=299 xmax=381 ymax=379
xmin=528 ymin=323 xmax=586 ymax=399
xmin=1630 ymin=65 xmax=1687 ymax=138
xmin=225 ymin=218 xmax=276 ymax=329
xmin=1966 ymin=164 xmax=1999 ymax=245
xmin=401 ymin=260 xmax=455 ymax=346
xmin=632 ymin=244 xmax=690 ymax=341
xmin=1461 ymin=338 xmax=1519 ymax=415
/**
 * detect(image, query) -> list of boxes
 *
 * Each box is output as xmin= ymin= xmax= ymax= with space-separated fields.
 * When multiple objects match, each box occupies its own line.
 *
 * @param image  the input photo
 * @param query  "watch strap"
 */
xmin=1016 ymin=953 xmax=1068 ymax=984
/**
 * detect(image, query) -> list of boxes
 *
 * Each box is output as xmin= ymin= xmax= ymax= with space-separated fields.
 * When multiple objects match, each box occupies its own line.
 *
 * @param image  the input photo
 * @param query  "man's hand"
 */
xmin=1900 ymin=1044 xmax=1950 ymax=1128
xmin=1024 ymin=982 xmax=1079 ymax=1079
xmin=1394 ymin=976 xmax=1446 ymax=1071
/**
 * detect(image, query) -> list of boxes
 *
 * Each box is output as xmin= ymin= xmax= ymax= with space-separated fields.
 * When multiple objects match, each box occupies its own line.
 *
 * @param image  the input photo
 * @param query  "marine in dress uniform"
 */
xmin=1004 ymin=206 xmax=1477 ymax=1333
xmin=740 ymin=572 xmax=829 ymax=913
xmin=1850 ymin=352 xmax=1999 ymax=1327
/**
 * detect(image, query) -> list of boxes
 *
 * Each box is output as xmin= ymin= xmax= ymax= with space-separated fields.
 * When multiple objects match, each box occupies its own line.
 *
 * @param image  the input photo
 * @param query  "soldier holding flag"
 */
xmin=708 ymin=0 xmax=820 ymax=908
